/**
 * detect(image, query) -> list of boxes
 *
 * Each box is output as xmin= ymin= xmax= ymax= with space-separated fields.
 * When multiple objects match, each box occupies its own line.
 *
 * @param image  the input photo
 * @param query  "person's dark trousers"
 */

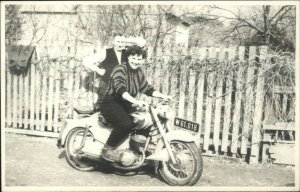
xmin=100 ymin=95 xmax=136 ymax=147
xmin=95 ymin=80 xmax=108 ymax=110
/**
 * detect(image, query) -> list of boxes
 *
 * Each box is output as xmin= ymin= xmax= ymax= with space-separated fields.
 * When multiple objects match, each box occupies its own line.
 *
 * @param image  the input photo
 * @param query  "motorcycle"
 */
xmin=57 ymin=100 xmax=203 ymax=186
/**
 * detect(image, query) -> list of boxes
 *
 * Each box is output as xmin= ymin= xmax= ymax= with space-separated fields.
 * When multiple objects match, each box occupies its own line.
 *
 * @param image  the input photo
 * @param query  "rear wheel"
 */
xmin=65 ymin=127 xmax=96 ymax=171
xmin=158 ymin=141 xmax=203 ymax=186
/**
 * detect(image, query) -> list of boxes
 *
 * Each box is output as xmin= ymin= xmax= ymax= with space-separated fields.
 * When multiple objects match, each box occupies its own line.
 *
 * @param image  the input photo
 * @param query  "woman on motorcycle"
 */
xmin=100 ymin=45 xmax=172 ymax=162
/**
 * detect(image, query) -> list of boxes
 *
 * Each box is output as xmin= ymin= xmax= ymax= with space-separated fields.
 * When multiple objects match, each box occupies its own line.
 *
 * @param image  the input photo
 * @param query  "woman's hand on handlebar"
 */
xmin=160 ymin=94 xmax=174 ymax=101
xmin=132 ymin=100 xmax=148 ymax=111
xmin=136 ymin=100 xmax=148 ymax=108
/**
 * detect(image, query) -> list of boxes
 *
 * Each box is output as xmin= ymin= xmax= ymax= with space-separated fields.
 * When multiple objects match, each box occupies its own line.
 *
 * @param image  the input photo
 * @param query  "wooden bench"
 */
xmin=262 ymin=122 xmax=295 ymax=165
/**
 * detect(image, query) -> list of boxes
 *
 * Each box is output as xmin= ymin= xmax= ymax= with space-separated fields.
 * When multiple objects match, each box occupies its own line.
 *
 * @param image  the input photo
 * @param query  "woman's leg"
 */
xmin=99 ymin=98 xmax=135 ymax=162
xmin=100 ymin=98 xmax=135 ymax=148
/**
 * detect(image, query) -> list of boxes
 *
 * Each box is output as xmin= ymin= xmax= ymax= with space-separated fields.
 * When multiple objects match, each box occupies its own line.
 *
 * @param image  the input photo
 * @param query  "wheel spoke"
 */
xmin=67 ymin=129 xmax=95 ymax=168
xmin=159 ymin=140 xmax=203 ymax=185
xmin=164 ymin=141 xmax=197 ymax=180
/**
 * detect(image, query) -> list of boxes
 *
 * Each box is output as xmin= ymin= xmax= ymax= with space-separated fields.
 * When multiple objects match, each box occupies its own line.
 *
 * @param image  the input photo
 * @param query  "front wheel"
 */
xmin=65 ymin=127 xmax=96 ymax=171
xmin=158 ymin=141 xmax=203 ymax=186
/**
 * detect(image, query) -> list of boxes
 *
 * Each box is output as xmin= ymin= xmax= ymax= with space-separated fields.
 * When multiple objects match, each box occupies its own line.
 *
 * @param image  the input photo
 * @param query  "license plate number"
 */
xmin=174 ymin=117 xmax=199 ymax=132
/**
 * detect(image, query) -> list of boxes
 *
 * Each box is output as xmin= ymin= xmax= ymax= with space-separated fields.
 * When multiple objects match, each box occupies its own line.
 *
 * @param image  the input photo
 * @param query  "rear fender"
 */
xmin=146 ymin=130 xmax=196 ymax=162
xmin=58 ymin=114 xmax=111 ymax=147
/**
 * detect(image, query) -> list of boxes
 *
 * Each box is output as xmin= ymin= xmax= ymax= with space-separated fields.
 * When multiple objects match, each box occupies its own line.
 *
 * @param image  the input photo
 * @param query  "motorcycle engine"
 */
xmin=120 ymin=150 xmax=138 ymax=167
xmin=129 ymin=134 xmax=147 ymax=153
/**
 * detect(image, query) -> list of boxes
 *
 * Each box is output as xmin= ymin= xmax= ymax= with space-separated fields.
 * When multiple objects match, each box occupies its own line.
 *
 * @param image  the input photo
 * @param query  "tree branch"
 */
xmin=269 ymin=5 xmax=290 ymax=23
xmin=202 ymin=6 xmax=265 ymax=34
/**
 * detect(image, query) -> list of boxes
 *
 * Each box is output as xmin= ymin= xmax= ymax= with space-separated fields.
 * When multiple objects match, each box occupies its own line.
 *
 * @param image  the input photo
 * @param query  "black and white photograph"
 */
xmin=1 ymin=1 xmax=299 ymax=191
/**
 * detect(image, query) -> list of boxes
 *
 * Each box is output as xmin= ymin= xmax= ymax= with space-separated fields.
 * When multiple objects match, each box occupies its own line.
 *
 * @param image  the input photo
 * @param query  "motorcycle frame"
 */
xmin=58 ymin=104 xmax=198 ymax=163
xmin=68 ymin=105 xmax=178 ymax=164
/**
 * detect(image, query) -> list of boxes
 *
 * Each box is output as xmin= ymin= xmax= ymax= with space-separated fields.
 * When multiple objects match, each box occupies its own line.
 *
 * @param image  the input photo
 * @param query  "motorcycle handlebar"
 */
xmin=131 ymin=98 xmax=177 ymax=109
xmin=131 ymin=103 xmax=147 ymax=108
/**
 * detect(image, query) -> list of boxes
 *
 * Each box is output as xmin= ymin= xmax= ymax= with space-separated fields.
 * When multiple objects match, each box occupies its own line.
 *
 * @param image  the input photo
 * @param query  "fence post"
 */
xmin=194 ymin=47 xmax=207 ymax=147
xmin=40 ymin=66 xmax=48 ymax=131
xmin=203 ymin=72 xmax=214 ymax=151
xmin=212 ymin=46 xmax=225 ymax=152
xmin=145 ymin=63 xmax=152 ymax=104
xmin=47 ymin=63 xmax=55 ymax=131
xmin=203 ymin=47 xmax=216 ymax=151
xmin=35 ymin=62 xmax=41 ymax=130
xmin=287 ymin=95 xmax=295 ymax=120
xmin=18 ymin=72 xmax=24 ymax=128
xmin=231 ymin=46 xmax=245 ymax=155
xmin=169 ymin=61 xmax=178 ymax=113
xmin=32 ymin=49 xmax=40 ymax=130
xmin=6 ymin=61 xmax=12 ymax=127
xmin=250 ymin=46 xmax=268 ymax=164
xmin=12 ymin=73 xmax=18 ymax=128
xmin=146 ymin=47 xmax=155 ymax=104
xmin=29 ymin=61 xmax=36 ymax=130
xmin=282 ymin=94 xmax=288 ymax=116
xmin=73 ymin=62 xmax=81 ymax=120
xmin=221 ymin=47 xmax=235 ymax=153
xmin=187 ymin=69 xmax=196 ymax=121
xmin=67 ymin=62 xmax=74 ymax=117
xmin=241 ymin=46 xmax=257 ymax=158
xmin=153 ymin=47 xmax=163 ymax=105
xmin=195 ymin=72 xmax=205 ymax=147
xmin=53 ymin=61 xmax=60 ymax=133
xmin=178 ymin=69 xmax=187 ymax=118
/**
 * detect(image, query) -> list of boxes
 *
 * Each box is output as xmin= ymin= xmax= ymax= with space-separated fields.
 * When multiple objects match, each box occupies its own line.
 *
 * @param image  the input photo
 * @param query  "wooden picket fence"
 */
xmin=143 ymin=45 xmax=270 ymax=163
xmin=5 ymin=45 xmax=295 ymax=163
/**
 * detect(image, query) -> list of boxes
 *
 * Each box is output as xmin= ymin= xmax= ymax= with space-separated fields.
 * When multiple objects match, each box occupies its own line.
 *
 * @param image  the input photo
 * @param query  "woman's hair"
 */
xmin=126 ymin=45 xmax=147 ymax=59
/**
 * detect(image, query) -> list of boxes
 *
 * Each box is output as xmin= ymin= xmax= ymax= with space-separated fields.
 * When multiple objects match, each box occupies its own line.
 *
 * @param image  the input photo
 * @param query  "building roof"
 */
xmin=165 ymin=12 xmax=191 ymax=27
xmin=20 ymin=5 xmax=77 ymax=15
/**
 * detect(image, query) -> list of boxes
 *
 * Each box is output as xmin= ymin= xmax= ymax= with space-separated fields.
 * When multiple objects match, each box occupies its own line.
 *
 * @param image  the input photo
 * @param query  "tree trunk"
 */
xmin=263 ymin=5 xmax=271 ymax=45
xmin=152 ymin=6 xmax=163 ymax=57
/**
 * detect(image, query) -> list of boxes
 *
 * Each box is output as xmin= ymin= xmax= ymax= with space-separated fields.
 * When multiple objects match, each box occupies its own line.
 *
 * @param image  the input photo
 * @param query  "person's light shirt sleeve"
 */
xmin=82 ymin=49 xmax=106 ymax=75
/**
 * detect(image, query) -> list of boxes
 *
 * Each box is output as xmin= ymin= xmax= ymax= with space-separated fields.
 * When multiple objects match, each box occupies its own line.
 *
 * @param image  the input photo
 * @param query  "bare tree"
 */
xmin=5 ymin=5 xmax=24 ymax=45
xmin=26 ymin=6 xmax=51 ymax=45
xmin=201 ymin=5 xmax=296 ymax=51
xmin=73 ymin=4 xmax=175 ymax=56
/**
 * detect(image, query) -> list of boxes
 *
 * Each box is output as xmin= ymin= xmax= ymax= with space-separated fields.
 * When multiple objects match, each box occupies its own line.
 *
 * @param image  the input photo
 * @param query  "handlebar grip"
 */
xmin=132 ymin=103 xmax=148 ymax=108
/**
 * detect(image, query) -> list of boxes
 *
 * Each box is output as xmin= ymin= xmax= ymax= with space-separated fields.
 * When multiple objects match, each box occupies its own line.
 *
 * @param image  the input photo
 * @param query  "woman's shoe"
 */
xmin=101 ymin=147 xmax=121 ymax=162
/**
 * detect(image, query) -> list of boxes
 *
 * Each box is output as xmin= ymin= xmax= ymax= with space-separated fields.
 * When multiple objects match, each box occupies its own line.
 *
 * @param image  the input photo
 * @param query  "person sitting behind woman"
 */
xmin=100 ymin=45 xmax=172 ymax=162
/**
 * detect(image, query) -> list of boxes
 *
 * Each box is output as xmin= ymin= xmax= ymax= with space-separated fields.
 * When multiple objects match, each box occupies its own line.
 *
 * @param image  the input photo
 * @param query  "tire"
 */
xmin=65 ymin=127 xmax=96 ymax=172
xmin=158 ymin=141 xmax=203 ymax=186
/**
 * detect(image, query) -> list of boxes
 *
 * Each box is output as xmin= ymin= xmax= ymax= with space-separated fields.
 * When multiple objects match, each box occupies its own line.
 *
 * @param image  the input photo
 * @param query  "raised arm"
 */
xmin=111 ymin=66 xmax=147 ymax=107
xmin=82 ymin=49 xmax=106 ymax=76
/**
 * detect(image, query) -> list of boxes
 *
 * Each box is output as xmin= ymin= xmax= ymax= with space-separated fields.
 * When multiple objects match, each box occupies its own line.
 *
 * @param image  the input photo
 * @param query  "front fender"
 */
xmin=156 ymin=129 xmax=197 ymax=151
xmin=146 ymin=130 xmax=197 ymax=162
xmin=166 ymin=129 xmax=196 ymax=142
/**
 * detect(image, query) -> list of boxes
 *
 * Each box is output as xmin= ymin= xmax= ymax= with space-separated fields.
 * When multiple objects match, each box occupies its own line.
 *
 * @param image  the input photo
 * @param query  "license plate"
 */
xmin=174 ymin=117 xmax=199 ymax=133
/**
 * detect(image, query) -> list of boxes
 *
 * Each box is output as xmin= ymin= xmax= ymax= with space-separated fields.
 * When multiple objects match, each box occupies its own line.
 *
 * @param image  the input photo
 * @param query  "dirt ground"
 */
xmin=3 ymin=133 xmax=296 ymax=188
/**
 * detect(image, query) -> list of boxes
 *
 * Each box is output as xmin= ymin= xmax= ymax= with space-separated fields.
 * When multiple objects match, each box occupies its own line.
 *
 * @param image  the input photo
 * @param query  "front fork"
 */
xmin=149 ymin=106 xmax=177 ymax=164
